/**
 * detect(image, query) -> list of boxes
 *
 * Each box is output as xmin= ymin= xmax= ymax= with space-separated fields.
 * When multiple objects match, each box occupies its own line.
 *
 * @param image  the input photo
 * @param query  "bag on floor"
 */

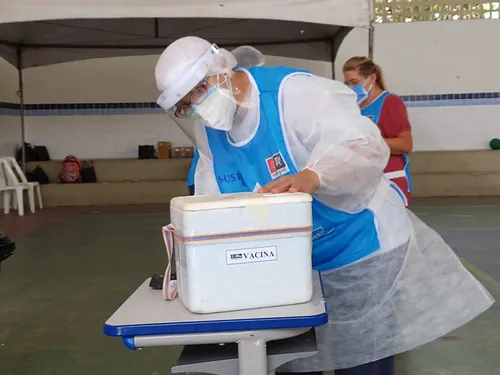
xmin=138 ymin=145 xmax=157 ymax=159
xmin=81 ymin=160 xmax=97 ymax=183
xmin=32 ymin=165 xmax=50 ymax=184
xmin=25 ymin=171 xmax=36 ymax=182
xmin=0 ymin=233 xmax=16 ymax=264
xmin=15 ymin=142 xmax=38 ymax=163
xmin=34 ymin=146 xmax=51 ymax=161
xmin=59 ymin=155 xmax=82 ymax=183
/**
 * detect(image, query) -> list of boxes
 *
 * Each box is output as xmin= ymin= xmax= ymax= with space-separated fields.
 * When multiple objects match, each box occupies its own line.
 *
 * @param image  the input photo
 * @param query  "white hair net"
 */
xmin=231 ymin=45 xmax=265 ymax=68
xmin=155 ymin=36 xmax=237 ymax=111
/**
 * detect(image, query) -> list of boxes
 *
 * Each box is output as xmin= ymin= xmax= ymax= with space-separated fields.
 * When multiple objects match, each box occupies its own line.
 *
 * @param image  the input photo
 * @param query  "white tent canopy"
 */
xmin=2 ymin=0 xmax=372 ymax=26
xmin=0 ymin=17 xmax=353 ymax=68
xmin=0 ymin=0 xmax=373 ymax=68
xmin=0 ymin=0 xmax=373 ymax=164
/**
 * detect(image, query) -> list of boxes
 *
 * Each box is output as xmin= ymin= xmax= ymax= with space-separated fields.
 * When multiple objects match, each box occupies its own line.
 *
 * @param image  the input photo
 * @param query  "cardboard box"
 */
xmin=173 ymin=146 xmax=194 ymax=158
xmin=157 ymin=142 xmax=171 ymax=159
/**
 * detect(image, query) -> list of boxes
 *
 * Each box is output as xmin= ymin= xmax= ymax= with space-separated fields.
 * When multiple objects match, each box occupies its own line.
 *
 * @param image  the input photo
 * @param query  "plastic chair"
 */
xmin=2 ymin=156 xmax=43 ymax=210
xmin=0 ymin=159 xmax=35 ymax=216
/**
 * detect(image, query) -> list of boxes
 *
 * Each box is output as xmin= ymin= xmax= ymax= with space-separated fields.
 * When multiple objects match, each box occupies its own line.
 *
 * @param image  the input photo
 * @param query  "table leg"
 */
xmin=238 ymin=339 xmax=267 ymax=375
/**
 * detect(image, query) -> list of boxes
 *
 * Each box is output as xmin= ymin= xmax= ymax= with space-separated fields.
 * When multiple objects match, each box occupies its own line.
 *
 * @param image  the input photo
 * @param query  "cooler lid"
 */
xmin=171 ymin=192 xmax=312 ymax=212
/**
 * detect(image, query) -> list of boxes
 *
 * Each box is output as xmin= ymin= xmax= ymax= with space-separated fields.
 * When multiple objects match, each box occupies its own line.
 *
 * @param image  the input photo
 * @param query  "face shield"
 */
xmin=155 ymin=36 xmax=240 ymax=142
xmin=156 ymin=43 xmax=220 ymax=114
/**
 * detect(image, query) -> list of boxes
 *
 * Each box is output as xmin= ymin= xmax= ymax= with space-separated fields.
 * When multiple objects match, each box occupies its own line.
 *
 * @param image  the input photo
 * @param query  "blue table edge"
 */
xmin=106 ymin=311 xmax=328 ymax=350
xmin=104 ymin=308 xmax=328 ymax=336
xmin=104 ymin=272 xmax=328 ymax=351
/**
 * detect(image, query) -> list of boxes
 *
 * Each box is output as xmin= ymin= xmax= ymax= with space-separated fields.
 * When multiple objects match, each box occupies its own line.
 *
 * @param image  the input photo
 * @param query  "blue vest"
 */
xmin=361 ymin=92 xmax=413 ymax=193
xmin=204 ymin=66 xmax=381 ymax=271
xmin=187 ymin=148 xmax=199 ymax=187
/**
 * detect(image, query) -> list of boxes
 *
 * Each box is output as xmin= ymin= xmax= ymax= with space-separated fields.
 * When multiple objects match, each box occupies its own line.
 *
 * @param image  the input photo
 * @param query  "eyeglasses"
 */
xmin=174 ymin=81 xmax=209 ymax=118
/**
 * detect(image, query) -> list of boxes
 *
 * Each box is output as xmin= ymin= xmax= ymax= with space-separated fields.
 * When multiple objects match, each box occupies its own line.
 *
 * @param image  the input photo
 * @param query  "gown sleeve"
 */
xmin=281 ymin=74 xmax=390 ymax=213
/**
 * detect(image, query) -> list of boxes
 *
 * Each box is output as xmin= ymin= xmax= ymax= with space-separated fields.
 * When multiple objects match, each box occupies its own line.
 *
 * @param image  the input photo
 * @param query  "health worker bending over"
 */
xmin=155 ymin=37 xmax=494 ymax=375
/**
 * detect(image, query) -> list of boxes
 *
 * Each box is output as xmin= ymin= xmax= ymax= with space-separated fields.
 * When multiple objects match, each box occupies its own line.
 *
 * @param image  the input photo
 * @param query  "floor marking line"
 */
xmin=460 ymin=257 xmax=500 ymax=291
xmin=438 ymin=228 xmax=500 ymax=231
xmin=415 ymin=205 xmax=500 ymax=209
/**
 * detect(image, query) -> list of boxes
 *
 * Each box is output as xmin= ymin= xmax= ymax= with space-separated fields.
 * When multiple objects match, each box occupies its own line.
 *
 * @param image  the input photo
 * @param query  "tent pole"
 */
xmin=368 ymin=24 xmax=375 ymax=59
xmin=154 ymin=18 xmax=160 ymax=38
xmin=16 ymin=46 xmax=26 ymax=171
xmin=329 ymin=27 xmax=353 ymax=80
xmin=330 ymin=38 xmax=336 ymax=79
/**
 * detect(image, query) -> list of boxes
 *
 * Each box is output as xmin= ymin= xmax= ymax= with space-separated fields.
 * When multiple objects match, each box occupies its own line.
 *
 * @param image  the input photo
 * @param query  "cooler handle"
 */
xmin=162 ymin=224 xmax=178 ymax=300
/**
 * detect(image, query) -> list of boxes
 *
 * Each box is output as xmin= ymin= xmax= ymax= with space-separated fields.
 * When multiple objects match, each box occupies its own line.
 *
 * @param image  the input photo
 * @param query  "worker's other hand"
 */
xmin=258 ymin=169 xmax=320 ymax=194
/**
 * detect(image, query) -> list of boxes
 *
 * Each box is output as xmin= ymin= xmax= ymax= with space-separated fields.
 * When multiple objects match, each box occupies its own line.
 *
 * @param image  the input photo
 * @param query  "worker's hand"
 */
xmin=258 ymin=169 xmax=320 ymax=194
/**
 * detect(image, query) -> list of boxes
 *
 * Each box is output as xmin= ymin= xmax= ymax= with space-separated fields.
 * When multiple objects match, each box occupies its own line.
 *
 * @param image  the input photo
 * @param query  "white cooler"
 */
xmin=168 ymin=192 xmax=314 ymax=314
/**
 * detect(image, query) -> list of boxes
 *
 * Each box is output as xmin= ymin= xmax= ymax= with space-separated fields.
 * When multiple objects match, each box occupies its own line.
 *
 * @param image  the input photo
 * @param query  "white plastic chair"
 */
xmin=0 ymin=159 xmax=34 ymax=216
xmin=2 ymin=156 xmax=43 ymax=210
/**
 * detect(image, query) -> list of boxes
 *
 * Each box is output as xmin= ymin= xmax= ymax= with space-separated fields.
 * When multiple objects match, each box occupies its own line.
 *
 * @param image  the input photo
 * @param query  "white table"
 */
xmin=104 ymin=272 xmax=327 ymax=375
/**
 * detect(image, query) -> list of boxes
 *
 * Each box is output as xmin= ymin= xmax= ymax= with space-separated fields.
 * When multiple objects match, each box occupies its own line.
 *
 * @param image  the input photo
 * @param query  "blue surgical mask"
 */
xmin=351 ymin=81 xmax=373 ymax=105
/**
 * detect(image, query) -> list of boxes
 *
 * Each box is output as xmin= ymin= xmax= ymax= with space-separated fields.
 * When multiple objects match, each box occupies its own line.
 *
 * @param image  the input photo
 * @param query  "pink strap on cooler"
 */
xmin=162 ymin=224 xmax=178 ymax=300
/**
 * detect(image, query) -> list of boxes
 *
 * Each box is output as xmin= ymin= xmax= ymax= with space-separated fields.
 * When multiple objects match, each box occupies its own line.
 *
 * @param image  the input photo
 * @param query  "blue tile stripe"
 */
xmin=0 ymin=101 xmax=163 ymax=116
xmin=401 ymin=92 xmax=500 ymax=108
xmin=1 ymin=92 xmax=500 ymax=116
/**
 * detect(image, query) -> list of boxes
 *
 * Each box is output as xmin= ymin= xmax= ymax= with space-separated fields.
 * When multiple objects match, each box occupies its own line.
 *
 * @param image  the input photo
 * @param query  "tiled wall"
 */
xmin=1 ymin=92 xmax=500 ymax=116
xmin=0 ymin=101 xmax=163 ymax=116
xmin=403 ymin=92 xmax=500 ymax=108
xmin=0 ymin=102 xmax=21 ymax=116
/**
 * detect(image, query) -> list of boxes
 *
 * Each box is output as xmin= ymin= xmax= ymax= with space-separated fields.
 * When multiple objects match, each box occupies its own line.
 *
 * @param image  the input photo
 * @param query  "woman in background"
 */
xmin=343 ymin=57 xmax=413 ymax=207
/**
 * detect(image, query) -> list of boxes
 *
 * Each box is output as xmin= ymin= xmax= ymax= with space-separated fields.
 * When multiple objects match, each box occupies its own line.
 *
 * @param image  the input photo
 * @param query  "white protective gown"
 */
xmin=188 ymin=71 xmax=494 ymax=371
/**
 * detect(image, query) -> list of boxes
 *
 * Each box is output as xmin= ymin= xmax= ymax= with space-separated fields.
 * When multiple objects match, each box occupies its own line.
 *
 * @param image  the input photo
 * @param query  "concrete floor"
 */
xmin=0 ymin=200 xmax=499 ymax=375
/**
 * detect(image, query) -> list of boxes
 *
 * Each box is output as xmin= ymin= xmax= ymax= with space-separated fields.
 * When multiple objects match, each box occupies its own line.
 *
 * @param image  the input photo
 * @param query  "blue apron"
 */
xmin=361 ymin=92 xmax=413 ymax=196
xmin=204 ymin=66 xmax=381 ymax=271
xmin=187 ymin=148 xmax=198 ymax=187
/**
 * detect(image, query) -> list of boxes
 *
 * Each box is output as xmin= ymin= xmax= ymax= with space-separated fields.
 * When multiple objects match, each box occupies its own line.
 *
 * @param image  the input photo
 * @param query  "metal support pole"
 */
xmin=16 ymin=47 xmax=26 ymax=171
xmin=368 ymin=25 xmax=375 ymax=59
xmin=238 ymin=340 xmax=267 ymax=375
xmin=329 ymin=27 xmax=353 ymax=80
xmin=329 ymin=38 xmax=336 ymax=80
xmin=154 ymin=18 xmax=160 ymax=38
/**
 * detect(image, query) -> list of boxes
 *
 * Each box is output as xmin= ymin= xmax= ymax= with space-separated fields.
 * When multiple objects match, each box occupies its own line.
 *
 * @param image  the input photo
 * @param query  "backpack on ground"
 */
xmin=0 ymin=233 xmax=16 ymax=264
xmin=81 ymin=160 xmax=97 ymax=183
xmin=59 ymin=155 xmax=82 ymax=183
xmin=32 ymin=165 xmax=50 ymax=184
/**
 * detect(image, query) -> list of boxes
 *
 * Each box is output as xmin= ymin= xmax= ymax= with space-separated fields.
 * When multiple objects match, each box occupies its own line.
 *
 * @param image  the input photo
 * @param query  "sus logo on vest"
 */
xmin=217 ymin=172 xmax=243 ymax=184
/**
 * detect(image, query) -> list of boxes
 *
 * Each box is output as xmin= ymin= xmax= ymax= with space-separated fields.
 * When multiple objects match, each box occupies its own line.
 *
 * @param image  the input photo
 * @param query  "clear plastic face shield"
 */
xmin=157 ymin=44 xmax=247 ymax=142
xmin=165 ymin=79 xmax=211 ymax=144
xmin=156 ymin=44 xmax=219 ymax=143
xmin=173 ymin=74 xmax=238 ymax=133
xmin=158 ymin=45 xmax=264 ymax=145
